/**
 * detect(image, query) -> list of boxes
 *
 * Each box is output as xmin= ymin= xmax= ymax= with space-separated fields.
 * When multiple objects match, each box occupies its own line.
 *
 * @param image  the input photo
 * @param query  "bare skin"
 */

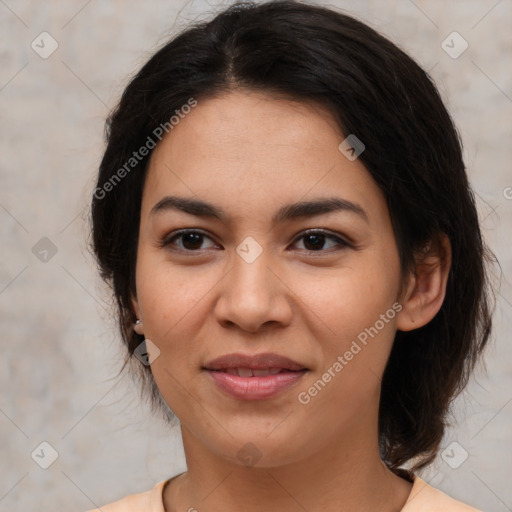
xmin=131 ymin=89 xmax=451 ymax=512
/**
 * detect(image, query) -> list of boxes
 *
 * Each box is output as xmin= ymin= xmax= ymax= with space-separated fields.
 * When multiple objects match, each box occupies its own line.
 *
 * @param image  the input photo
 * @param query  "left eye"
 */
xmin=292 ymin=230 xmax=350 ymax=252
xmin=160 ymin=229 xmax=349 ymax=253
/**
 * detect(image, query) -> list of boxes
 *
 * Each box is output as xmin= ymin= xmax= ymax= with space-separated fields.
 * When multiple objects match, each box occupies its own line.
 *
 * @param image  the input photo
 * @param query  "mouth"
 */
xmin=203 ymin=353 xmax=309 ymax=400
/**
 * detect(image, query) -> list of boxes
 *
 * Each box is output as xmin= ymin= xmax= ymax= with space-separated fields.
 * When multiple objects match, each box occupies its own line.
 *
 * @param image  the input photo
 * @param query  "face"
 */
xmin=132 ymin=90 xmax=405 ymax=467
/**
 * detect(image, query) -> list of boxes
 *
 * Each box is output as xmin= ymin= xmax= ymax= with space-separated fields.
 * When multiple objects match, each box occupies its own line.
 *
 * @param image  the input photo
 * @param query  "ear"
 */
xmin=396 ymin=233 xmax=451 ymax=331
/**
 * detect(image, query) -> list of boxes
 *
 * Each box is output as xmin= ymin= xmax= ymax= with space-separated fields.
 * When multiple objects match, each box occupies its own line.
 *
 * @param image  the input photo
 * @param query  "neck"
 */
xmin=164 ymin=400 xmax=413 ymax=512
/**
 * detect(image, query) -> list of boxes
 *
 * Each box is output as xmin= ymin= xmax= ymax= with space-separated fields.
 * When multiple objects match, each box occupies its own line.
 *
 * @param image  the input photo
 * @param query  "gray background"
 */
xmin=0 ymin=0 xmax=511 ymax=510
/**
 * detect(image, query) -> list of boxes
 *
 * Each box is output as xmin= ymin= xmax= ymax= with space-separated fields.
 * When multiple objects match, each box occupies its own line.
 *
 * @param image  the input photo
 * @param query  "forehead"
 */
xmin=142 ymin=90 xmax=387 ymax=226
xmin=150 ymin=90 xmax=344 ymax=163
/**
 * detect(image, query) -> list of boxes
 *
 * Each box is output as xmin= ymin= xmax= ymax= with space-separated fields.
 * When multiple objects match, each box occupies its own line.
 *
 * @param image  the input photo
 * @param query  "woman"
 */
xmin=88 ymin=1 xmax=494 ymax=510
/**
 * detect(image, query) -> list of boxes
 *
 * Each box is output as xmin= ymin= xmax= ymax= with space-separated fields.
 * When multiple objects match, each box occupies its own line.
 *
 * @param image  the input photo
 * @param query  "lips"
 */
xmin=203 ymin=353 xmax=308 ymax=400
xmin=203 ymin=352 xmax=307 ymax=372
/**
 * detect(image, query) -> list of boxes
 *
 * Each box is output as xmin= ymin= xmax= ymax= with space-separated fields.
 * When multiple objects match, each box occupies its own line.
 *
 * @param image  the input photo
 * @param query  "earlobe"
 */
xmin=131 ymin=293 xmax=144 ymax=335
xmin=396 ymin=234 xmax=451 ymax=332
xmin=134 ymin=319 xmax=144 ymax=336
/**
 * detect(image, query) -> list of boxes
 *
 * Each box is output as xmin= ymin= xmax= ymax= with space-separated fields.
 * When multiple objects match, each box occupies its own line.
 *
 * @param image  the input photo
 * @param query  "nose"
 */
xmin=213 ymin=246 xmax=293 ymax=333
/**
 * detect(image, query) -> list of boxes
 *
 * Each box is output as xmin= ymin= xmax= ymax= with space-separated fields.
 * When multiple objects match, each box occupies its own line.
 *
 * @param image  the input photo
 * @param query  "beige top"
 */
xmin=86 ymin=473 xmax=482 ymax=512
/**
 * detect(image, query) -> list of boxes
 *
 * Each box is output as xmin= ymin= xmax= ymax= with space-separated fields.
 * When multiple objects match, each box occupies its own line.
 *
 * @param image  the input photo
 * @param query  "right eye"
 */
xmin=159 ymin=229 xmax=219 ymax=253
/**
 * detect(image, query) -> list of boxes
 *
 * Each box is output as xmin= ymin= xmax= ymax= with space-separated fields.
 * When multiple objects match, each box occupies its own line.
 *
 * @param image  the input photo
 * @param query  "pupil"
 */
xmin=304 ymin=234 xmax=324 ymax=251
xmin=183 ymin=233 xmax=202 ymax=250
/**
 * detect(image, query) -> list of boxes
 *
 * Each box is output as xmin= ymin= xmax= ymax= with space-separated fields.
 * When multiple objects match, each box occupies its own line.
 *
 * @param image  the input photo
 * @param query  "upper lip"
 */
xmin=203 ymin=352 xmax=308 ymax=371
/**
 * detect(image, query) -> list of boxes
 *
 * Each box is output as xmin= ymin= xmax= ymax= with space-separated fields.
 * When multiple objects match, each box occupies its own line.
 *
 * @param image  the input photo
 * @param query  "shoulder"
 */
xmin=402 ymin=476 xmax=482 ymax=512
xmin=84 ymin=479 xmax=168 ymax=512
xmin=84 ymin=489 xmax=153 ymax=512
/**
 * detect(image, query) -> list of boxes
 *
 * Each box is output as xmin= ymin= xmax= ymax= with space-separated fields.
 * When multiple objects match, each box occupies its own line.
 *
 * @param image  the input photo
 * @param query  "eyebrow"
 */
xmin=150 ymin=195 xmax=369 ymax=224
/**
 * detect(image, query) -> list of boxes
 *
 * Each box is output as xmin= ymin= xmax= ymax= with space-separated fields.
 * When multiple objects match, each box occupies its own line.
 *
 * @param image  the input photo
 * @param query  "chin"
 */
xmin=201 ymin=427 xmax=315 ymax=469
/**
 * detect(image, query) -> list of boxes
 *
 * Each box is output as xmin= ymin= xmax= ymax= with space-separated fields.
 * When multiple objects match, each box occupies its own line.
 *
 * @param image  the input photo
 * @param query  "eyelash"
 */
xmin=158 ymin=229 xmax=352 ymax=256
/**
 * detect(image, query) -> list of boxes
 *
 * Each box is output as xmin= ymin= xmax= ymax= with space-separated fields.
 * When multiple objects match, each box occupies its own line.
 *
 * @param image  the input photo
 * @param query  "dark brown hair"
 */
xmin=90 ymin=0 xmax=495 ymax=476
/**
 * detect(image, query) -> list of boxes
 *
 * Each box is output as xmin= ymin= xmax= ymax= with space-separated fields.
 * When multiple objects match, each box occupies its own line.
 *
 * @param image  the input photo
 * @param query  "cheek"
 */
xmin=299 ymin=255 xmax=400 ymax=339
xmin=295 ymin=252 xmax=401 ymax=402
xmin=136 ymin=250 xmax=216 ymax=333
xmin=135 ymin=260 xmax=210 ymax=416
xmin=297 ymin=293 xmax=398 ymax=425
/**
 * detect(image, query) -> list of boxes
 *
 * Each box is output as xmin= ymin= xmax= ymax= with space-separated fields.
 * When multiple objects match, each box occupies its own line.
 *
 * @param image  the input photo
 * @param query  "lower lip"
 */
xmin=205 ymin=370 xmax=307 ymax=400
